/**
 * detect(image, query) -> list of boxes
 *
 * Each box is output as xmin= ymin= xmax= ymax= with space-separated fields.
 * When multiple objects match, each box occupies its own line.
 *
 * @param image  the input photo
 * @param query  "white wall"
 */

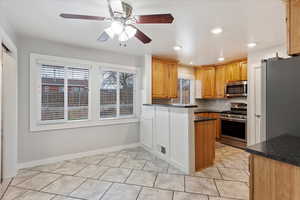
xmin=18 ymin=36 xmax=144 ymax=165
xmin=247 ymin=45 xmax=288 ymax=145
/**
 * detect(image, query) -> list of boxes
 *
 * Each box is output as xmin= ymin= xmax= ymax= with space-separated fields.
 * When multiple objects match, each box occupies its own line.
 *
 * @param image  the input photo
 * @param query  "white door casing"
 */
xmin=2 ymin=50 xmax=18 ymax=179
xmin=0 ymin=47 xmax=3 ymax=182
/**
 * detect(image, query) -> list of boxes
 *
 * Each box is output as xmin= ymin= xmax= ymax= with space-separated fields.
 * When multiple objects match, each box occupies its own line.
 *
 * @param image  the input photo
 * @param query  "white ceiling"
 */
xmin=0 ymin=0 xmax=286 ymax=65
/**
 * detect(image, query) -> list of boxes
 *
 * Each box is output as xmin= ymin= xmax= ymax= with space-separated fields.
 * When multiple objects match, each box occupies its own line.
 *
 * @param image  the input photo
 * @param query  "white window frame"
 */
xmin=37 ymin=64 xmax=92 ymax=124
xmin=99 ymin=67 xmax=137 ymax=120
xmin=30 ymin=53 xmax=140 ymax=132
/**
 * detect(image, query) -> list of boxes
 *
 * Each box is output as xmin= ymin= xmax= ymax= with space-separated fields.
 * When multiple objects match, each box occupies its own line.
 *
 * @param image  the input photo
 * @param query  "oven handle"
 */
xmin=220 ymin=118 xmax=247 ymax=123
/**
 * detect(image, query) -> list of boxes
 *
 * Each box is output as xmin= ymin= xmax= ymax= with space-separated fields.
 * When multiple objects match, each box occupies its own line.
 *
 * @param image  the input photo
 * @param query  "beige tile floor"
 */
xmin=1 ymin=143 xmax=250 ymax=200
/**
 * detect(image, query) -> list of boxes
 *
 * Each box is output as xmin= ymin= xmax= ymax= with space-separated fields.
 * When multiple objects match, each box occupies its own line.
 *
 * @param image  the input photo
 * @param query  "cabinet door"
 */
xmin=203 ymin=67 xmax=216 ymax=98
xmin=168 ymin=63 xmax=178 ymax=98
xmin=195 ymin=121 xmax=216 ymax=171
xmin=240 ymin=61 xmax=248 ymax=81
xmin=215 ymin=65 xmax=226 ymax=98
xmin=226 ymin=62 xmax=241 ymax=82
xmin=209 ymin=113 xmax=221 ymax=139
xmin=140 ymin=118 xmax=153 ymax=149
xmin=152 ymin=58 xmax=168 ymax=98
xmin=287 ymin=0 xmax=300 ymax=55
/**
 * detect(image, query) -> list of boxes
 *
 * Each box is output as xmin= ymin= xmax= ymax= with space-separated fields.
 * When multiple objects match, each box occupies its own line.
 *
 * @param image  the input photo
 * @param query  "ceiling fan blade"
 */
xmin=134 ymin=27 xmax=152 ymax=44
xmin=60 ymin=14 xmax=106 ymax=21
xmin=97 ymin=32 xmax=110 ymax=42
xmin=106 ymin=0 xmax=115 ymax=17
xmin=135 ymin=14 xmax=174 ymax=24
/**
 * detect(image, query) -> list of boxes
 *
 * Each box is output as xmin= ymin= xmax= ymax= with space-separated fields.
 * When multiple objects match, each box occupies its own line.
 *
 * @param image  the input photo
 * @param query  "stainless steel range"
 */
xmin=220 ymin=103 xmax=247 ymax=148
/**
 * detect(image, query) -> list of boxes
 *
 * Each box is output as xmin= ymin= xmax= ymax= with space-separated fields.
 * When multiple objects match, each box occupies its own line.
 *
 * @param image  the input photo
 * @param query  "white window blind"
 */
xmin=67 ymin=67 xmax=89 ymax=120
xmin=100 ymin=71 xmax=118 ymax=119
xmin=120 ymin=72 xmax=134 ymax=116
xmin=41 ymin=65 xmax=65 ymax=121
xmin=100 ymin=70 xmax=135 ymax=119
xmin=40 ymin=64 xmax=89 ymax=122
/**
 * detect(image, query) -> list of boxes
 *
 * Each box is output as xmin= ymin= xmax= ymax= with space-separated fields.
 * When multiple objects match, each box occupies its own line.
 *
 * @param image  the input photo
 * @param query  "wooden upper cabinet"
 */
xmin=195 ymin=59 xmax=247 ymax=99
xmin=152 ymin=58 xmax=167 ymax=98
xmin=287 ymin=0 xmax=300 ymax=55
xmin=167 ymin=63 xmax=178 ymax=98
xmin=240 ymin=61 xmax=248 ymax=81
xmin=226 ymin=62 xmax=241 ymax=82
xmin=215 ymin=65 xmax=226 ymax=98
xmin=196 ymin=66 xmax=215 ymax=99
xmin=152 ymin=58 xmax=178 ymax=99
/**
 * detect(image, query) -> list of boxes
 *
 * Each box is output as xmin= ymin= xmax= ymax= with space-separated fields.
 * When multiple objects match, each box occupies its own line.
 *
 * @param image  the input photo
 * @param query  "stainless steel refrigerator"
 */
xmin=262 ymin=56 xmax=300 ymax=140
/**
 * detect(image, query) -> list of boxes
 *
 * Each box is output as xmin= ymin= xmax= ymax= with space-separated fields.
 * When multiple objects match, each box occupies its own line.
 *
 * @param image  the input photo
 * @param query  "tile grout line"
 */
xmin=98 ymin=181 xmax=114 ymax=200
xmin=68 ymin=177 xmax=89 ymax=197
xmin=212 ymin=178 xmax=221 ymax=197
xmin=10 ymin=170 xmax=42 ymax=187
xmin=0 ymin=178 xmax=13 ymax=199
xmin=134 ymin=185 xmax=143 ymax=200
xmin=37 ymin=174 xmax=64 ymax=192
xmin=123 ymin=168 xmax=134 ymax=183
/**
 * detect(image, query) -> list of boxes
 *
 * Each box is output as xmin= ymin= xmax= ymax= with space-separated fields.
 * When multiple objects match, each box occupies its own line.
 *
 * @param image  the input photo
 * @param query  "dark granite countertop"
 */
xmin=194 ymin=116 xmax=217 ymax=123
xmin=194 ymin=109 xmax=224 ymax=114
xmin=246 ymin=134 xmax=300 ymax=167
xmin=143 ymin=104 xmax=198 ymax=108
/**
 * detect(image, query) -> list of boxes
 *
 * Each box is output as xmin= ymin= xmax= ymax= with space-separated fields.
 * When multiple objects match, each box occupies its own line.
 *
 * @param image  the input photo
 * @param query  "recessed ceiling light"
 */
xmin=218 ymin=57 xmax=225 ymax=62
xmin=247 ymin=42 xmax=257 ymax=48
xmin=211 ymin=27 xmax=223 ymax=35
xmin=190 ymin=61 xmax=193 ymax=65
xmin=173 ymin=45 xmax=182 ymax=51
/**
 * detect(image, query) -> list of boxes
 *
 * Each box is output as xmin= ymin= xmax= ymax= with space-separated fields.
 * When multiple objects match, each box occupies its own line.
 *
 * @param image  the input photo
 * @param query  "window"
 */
xmin=172 ymin=79 xmax=191 ymax=104
xmin=100 ymin=70 xmax=135 ymax=119
xmin=41 ymin=65 xmax=65 ymax=121
xmin=67 ymin=68 xmax=89 ymax=120
xmin=40 ymin=64 xmax=89 ymax=122
xmin=31 ymin=54 xmax=139 ymax=131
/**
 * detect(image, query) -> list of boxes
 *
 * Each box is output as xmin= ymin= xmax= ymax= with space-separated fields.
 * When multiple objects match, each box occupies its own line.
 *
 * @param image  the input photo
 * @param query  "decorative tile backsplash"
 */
xmin=196 ymin=98 xmax=247 ymax=111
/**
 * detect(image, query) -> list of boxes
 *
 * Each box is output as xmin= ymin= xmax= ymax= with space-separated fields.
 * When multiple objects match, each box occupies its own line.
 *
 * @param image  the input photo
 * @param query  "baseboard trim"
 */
xmin=18 ymin=143 xmax=140 ymax=169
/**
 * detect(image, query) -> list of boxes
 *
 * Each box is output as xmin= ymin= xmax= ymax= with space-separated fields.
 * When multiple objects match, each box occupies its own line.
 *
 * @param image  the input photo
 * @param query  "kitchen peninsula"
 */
xmin=247 ymin=134 xmax=300 ymax=200
xmin=140 ymin=104 xmax=216 ymax=174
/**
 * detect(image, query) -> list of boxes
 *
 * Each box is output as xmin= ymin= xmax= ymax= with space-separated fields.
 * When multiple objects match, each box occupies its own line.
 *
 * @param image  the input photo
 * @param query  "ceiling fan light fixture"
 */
xmin=119 ymin=31 xmax=129 ymax=42
xmin=111 ymin=21 xmax=124 ymax=35
xmin=105 ymin=27 xmax=115 ymax=38
xmin=125 ymin=26 xmax=137 ymax=38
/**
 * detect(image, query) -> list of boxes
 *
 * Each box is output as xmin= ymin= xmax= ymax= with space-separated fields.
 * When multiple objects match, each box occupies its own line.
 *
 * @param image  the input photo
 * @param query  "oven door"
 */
xmin=221 ymin=118 xmax=246 ymax=142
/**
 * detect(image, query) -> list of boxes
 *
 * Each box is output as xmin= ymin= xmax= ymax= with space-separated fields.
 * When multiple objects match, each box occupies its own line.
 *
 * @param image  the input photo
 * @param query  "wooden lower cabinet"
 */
xmin=209 ymin=113 xmax=221 ymax=139
xmin=195 ymin=113 xmax=221 ymax=139
xmin=195 ymin=120 xmax=216 ymax=171
xmin=250 ymin=154 xmax=300 ymax=200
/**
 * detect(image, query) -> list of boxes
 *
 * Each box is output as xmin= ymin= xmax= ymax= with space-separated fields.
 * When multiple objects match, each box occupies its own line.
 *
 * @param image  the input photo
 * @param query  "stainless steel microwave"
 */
xmin=225 ymin=81 xmax=247 ymax=97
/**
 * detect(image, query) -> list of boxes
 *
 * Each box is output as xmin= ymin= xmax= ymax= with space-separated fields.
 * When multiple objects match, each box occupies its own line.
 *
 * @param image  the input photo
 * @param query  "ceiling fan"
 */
xmin=60 ymin=0 xmax=174 ymax=44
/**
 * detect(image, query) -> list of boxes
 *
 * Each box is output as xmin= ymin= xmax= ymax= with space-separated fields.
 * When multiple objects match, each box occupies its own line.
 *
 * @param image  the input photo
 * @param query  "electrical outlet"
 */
xmin=161 ymin=146 xmax=166 ymax=154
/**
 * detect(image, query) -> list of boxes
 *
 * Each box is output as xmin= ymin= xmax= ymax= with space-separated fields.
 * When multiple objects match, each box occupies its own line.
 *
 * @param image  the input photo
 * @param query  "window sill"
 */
xmin=30 ymin=118 xmax=140 ymax=132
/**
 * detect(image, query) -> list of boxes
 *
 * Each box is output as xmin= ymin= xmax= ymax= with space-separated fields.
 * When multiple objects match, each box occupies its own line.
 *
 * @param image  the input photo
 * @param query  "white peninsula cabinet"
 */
xmin=140 ymin=104 xmax=197 ymax=174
